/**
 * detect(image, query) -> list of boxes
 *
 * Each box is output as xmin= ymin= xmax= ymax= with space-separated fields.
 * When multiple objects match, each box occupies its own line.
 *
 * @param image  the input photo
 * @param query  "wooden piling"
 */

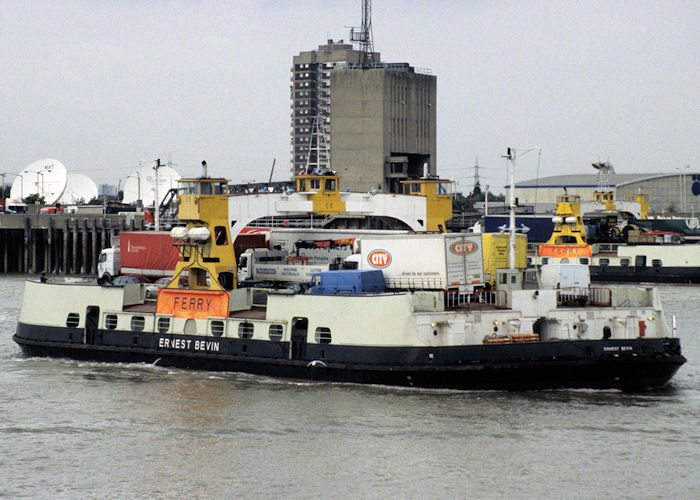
xmin=72 ymin=219 xmax=79 ymax=274
xmin=92 ymin=219 xmax=99 ymax=275
xmin=23 ymin=217 xmax=30 ymax=273
xmin=63 ymin=219 xmax=69 ymax=275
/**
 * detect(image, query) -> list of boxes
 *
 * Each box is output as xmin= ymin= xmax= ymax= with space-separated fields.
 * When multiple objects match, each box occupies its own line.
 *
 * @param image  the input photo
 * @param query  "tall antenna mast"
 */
xmin=350 ymin=0 xmax=375 ymax=68
xmin=305 ymin=115 xmax=330 ymax=174
xmin=473 ymin=156 xmax=481 ymax=194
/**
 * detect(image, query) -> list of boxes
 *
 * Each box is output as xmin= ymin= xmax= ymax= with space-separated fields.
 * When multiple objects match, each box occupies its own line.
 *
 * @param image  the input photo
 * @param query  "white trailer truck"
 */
xmin=237 ymin=248 xmax=331 ymax=287
xmin=354 ymin=233 xmax=485 ymax=292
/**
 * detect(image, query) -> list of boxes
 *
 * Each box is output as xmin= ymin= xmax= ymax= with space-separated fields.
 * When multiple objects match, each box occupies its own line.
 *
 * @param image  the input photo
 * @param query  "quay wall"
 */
xmin=0 ymin=213 xmax=145 ymax=275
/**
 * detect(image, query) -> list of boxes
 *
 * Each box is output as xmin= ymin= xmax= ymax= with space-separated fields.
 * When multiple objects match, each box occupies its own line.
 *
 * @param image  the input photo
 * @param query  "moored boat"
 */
xmin=528 ymin=194 xmax=700 ymax=283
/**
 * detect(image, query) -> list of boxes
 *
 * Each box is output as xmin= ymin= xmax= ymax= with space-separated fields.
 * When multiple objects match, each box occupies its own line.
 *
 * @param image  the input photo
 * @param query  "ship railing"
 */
xmin=588 ymin=287 xmax=612 ymax=306
xmin=446 ymin=290 xmax=508 ymax=310
xmin=247 ymin=216 xmax=331 ymax=229
xmin=556 ymin=287 xmax=588 ymax=306
xmin=385 ymin=278 xmax=445 ymax=290
xmin=556 ymin=287 xmax=612 ymax=307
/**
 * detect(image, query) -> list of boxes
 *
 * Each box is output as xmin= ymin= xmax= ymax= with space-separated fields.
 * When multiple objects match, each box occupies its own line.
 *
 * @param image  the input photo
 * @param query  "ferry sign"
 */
xmin=449 ymin=240 xmax=478 ymax=255
xmin=156 ymin=289 xmax=230 ymax=319
xmin=367 ymin=249 xmax=392 ymax=269
xmin=538 ymin=245 xmax=593 ymax=258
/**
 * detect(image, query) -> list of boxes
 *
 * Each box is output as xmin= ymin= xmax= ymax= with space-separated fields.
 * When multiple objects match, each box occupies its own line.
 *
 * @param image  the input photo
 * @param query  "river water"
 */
xmin=1 ymin=275 xmax=698 ymax=499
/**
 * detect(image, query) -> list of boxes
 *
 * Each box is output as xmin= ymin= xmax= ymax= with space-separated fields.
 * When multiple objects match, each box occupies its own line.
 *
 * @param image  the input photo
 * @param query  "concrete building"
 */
xmin=512 ymin=171 xmax=700 ymax=216
xmin=98 ymin=183 xmax=117 ymax=197
xmin=291 ymin=40 xmax=436 ymax=193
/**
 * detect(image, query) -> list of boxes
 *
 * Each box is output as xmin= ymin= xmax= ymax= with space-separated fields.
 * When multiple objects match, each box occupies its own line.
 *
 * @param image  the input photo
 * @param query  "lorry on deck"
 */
xmin=352 ymin=233 xmax=486 ymax=292
xmin=481 ymin=233 xmax=528 ymax=284
xmin=348 ymin=233 xmax=485 ymax=292
xmin=97 ymin=231 xmax=182 ymax=283
xmin=237 ymin=248 xmax=332 ymax=288
xmin=235 ymin=232 xmax=366 ymax=287
xmin=264 ymin=228 xmax=408 ymax=265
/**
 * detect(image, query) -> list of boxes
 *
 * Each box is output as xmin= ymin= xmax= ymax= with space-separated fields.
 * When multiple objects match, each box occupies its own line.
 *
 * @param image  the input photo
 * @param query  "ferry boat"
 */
xmin=529 ymin=194 xmax=700 ymax=283
xmin=13 ymin=176 xmax=686 ymax=391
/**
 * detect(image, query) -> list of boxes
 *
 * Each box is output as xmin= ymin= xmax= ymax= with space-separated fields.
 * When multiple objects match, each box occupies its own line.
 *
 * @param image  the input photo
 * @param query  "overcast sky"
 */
xmin=1 ymin=0 xmax=697 ymax=194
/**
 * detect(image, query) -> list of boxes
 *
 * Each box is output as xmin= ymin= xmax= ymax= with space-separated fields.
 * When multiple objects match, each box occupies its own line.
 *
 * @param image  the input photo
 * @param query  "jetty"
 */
xmin=0 ymin=212 xmax=145 ymax=275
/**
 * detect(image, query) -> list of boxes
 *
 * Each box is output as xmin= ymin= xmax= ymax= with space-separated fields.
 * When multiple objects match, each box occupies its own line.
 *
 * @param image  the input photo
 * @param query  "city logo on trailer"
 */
xmin=450 ymin=240 xmax=478 ymax=255
xmin=367 ymin=249 xmax=392 ymax=269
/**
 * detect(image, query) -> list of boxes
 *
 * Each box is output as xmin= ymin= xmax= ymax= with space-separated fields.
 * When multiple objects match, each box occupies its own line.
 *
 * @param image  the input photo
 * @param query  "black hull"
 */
xmin=13 ymin=323 xmax=685 ymax=391
xmin=589 ymin=266 xmax=700 ymax=284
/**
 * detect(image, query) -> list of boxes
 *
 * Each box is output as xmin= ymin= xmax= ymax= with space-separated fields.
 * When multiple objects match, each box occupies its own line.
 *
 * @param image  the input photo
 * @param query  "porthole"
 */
xmin=315 ymin=327 xmax=332 ymax=344
xmin=105 ymin=314 xmax=118 ymax=330
xmin=620 ymin=258 xmax=630 ymax=267
xmin=238 ymin=322 xmax=254 ymax=339
xmin=211 ymin=320 xmax=225 ymax=337
xmin=157 ymin=317 xmax=170 ymax=333
xmin=268 ymin=324 xmax=283 ymax=341
xmin=66 ymin=313 xmax=80 ymax=328
xmin=131 ymin=316 xmax=145 ymax=332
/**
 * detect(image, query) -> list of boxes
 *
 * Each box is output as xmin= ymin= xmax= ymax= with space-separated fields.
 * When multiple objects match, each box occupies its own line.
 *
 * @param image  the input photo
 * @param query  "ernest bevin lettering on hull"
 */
xmin=156 ymin=289 xmax=230 ymax=319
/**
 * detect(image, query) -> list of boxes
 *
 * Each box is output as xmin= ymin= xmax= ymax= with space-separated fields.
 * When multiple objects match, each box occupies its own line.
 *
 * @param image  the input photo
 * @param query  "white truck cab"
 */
xmin=97 ymin=248 xmax=120 ymax=283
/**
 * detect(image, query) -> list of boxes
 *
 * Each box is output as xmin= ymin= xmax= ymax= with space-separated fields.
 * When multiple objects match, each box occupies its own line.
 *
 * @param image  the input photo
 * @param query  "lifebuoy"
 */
xmin=282 ymin=220 xmax=289 ymax=227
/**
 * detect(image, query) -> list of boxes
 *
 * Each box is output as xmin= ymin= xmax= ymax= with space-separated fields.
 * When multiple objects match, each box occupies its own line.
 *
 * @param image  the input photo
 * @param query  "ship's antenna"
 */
xmin=502 ymin=147 xmax=540 ymax=269
xmin=350 ymin=0 xmax=375 ymax=68
xmin=592 ymin=161 xmax=615 ymax=191
xmin=153 ymin=158 xmax=162 ymax=231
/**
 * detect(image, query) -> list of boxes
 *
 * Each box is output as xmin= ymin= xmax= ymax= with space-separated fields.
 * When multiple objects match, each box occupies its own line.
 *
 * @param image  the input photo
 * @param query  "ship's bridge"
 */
xmin=227 ymin=172 xmax=454 ymax=240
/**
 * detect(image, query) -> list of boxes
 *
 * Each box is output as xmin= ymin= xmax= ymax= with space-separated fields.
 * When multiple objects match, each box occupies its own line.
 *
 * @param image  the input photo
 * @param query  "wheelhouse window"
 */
xmin=309 ymin=179 xmax=320 ymax=190
xmin=214 ymin=182 xmax=227 ymax=195
xmin=178 ymin=183 xmax=189 ymax=195
xmin=200 ymin=182 xmax=213 ymax=195
xmin=652 ymin=259 xmax=662 ymax=267
xmin=436 ymin=182 xmax=452 ymax=195
xmin=324 ymin=178 xmax=336 ymax=191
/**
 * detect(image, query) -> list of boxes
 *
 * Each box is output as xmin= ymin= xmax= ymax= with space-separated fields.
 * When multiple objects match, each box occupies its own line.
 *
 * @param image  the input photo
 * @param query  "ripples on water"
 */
xmin=1 ymin=276 xmax=698 ymax=499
